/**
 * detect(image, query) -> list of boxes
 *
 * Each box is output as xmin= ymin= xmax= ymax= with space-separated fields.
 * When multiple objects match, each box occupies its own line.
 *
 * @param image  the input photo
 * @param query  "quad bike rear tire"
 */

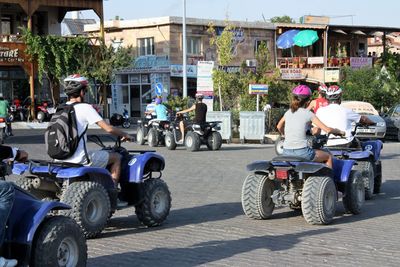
xmin=165 ymin=132 xmax=177 ymax=150
xmin=31 ymin=216 xmax=87 ymax=267
xmin=343 ymin=170 xmax=365 ymax=214
xmin=302 ymin=176 xmax=337 ymax=225
xmin=135 ymin=178 xmax=171 ymax=227
xmin=241 ymin=174 xmax=275 ymax=219
xmin=147 ymin=128 xmax=158 ymax=147
xmin=353 ymin=160 xmax=375 ymax=200
xmin=122 ymin=121 xmax=131 ymax=128
xmin=206 ymin=132 xmax=222 ymax=151
xmin=185 ymin=131 xmax=200 ymax=152
xmin=61 ymin=181 xmax=110 ymax=238
xmin=136 ymin=126 xmax=146 ymax=145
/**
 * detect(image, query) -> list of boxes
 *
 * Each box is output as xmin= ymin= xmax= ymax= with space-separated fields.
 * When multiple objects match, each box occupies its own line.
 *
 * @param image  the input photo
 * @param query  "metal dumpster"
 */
xmin=206 ymin=111 xmax=232 ymax=143
xmin=239 ymin=111 xmax=265 ymax=144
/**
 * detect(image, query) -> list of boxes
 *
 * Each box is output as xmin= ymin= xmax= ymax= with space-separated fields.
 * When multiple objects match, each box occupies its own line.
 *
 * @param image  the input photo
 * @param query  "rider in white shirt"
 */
xmin=316 ymin=85 xmax=374 ymax=147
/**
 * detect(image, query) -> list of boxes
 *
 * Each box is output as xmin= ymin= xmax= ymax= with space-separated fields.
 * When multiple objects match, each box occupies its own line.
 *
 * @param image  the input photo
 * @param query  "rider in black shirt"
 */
xmin=176 ymin=93 xmax=207 ymax=143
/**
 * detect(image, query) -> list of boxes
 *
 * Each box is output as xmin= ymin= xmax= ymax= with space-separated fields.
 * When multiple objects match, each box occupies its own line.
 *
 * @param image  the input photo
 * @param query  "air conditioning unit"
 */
xmin=246 ymin=59 xmax=257 ymax=67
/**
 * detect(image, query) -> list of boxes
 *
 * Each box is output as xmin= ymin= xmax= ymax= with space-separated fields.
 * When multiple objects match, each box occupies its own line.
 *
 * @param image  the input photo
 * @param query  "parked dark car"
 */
xmin=383 ymin=103 xmax=400 ymax=141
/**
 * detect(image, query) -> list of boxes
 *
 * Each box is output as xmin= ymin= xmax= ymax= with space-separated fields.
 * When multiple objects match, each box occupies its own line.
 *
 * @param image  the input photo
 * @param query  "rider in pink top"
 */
xmin=307 ymin=84 xmax=328 ymax=113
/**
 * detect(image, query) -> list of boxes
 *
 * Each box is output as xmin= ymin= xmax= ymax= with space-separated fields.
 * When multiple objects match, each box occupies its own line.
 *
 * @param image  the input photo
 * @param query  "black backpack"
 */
xmin=45 ymin=102 xmax=88 ymax=160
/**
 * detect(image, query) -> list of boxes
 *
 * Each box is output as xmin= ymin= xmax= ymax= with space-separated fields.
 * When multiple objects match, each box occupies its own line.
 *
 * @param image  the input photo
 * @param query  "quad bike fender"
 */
xmin=128 ymin=152 xmax=165 ymax=183
xmin=362 ymin=140 xmax=383 ymax=161
xmin=332 ymin=158 xmax=356 ymax=183
xmin=12 ymin=163 xmax=111 ymax=180
xmin=293 ymin=162 xmax=330 ymax=174
xmin=246 ymin=161 xmax=271 ymax=173
xmin=8 ymin=188 xmax=70 ymax=244
xmin=346 ymin=150 xmax=374 ymax=160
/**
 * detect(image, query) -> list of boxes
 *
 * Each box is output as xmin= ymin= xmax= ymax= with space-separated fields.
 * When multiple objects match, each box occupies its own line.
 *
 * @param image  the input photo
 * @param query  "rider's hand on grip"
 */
xmin=121 ymin=134 xmax=132 ymax=142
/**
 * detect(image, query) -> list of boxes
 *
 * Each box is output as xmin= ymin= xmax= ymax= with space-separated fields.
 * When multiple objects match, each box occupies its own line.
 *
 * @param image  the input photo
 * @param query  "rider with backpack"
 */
xmin=45 ymin=74 xmax=131 ymax=206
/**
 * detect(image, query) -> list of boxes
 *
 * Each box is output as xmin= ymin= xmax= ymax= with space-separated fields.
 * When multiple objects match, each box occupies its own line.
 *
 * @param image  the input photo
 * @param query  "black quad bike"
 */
xmin=165 ymin=115 xmax=223 ymax=152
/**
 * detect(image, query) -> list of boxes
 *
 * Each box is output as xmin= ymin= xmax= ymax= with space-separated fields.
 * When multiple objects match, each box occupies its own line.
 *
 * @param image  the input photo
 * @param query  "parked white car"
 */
xmin=341 ymin=101 xmax=386 ymax=139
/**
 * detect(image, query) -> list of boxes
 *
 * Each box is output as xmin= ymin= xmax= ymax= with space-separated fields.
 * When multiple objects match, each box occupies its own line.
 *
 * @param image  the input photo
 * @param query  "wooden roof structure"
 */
xmin=0 ymin=0 xmax=104 ymax=21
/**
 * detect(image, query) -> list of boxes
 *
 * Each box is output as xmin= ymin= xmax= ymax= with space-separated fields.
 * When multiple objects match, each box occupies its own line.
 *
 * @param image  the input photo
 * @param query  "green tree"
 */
xmin=270 ymin=15 xmax=295 ymax=23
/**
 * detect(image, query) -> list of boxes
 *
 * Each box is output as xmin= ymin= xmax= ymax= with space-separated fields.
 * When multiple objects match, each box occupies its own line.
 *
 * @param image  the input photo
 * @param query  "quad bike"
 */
xmin=136 ymin=113 xmax=156 ymax=145
xmin=1 ymin=162 xmax=87 ymax=267
xmin=12 ymin=136 xmax=172 ymax=238
xmin=242 ymin=135 xmax=365 ymax=225
xmin=165 ymin=114 xmax=222 ymax=152
xmin=326 ymin=124 xmax=383 ymax=200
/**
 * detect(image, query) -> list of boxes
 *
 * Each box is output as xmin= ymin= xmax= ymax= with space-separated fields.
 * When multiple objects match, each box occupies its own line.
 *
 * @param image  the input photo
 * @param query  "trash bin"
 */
xmin=206 ymin=111 xmax=232 ymax=143
xmin=239 ymin=111 xmax=265 ymax=144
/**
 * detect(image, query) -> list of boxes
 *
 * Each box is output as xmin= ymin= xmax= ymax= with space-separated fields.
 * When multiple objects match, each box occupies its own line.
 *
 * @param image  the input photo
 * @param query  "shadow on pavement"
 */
xmin=332 ymin=179 xmax=400 ymax=225
xmin=89 ymin=228 xmax=338 ymax=267
xmin=101 ymin=202 xmax=244 ymax=238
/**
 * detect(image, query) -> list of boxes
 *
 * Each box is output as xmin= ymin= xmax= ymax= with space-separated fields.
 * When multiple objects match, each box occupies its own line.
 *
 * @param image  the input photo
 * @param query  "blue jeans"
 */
xmin=283 ymin=146 xmax=316 ymax=161
xmin=0 ymin=181 xmax=14 ymax=247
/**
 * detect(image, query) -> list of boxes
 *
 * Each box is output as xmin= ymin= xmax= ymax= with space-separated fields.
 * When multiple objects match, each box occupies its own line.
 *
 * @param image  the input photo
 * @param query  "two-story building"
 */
xmin=0 ymin=0 xmax=104 ymax=110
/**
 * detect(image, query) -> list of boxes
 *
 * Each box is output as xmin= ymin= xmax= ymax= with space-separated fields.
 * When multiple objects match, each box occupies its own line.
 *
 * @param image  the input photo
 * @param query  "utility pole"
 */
xmin=182 ymin=0 xmax=187 ymax=98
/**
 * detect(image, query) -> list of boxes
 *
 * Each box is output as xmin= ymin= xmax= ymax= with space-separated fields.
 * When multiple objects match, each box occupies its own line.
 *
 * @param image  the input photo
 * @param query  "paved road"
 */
xmin=5 ymin=130 xmax=400 ymax=267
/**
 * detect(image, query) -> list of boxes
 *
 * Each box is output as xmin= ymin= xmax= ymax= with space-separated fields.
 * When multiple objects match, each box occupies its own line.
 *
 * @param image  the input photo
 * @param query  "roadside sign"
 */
xmin=155 ymin=83 xmax=163 ymax=96
xmin=249 ymin=84 xmax=268 ymax=95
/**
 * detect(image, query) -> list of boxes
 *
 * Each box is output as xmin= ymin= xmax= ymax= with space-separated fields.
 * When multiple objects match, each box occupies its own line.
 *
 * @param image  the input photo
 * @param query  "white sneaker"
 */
xmin=0 ymin=257 xmax=18 ymax=267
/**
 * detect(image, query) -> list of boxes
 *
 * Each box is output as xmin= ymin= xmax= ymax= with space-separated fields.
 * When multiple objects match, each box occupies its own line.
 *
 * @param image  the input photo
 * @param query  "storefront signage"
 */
xmin=307 ymin=57 xmax=324 ymax=65
xmin=170 ymin=64 xmax=197 ymax=78
xmin=249 ymin=84 xmax=269 ymax=95
xmin=280 ymin=68 xmax=304 ymax=80
xmin=0 ymin=43 xmax=32 ymax=73
xmin=350 ymin=57 xmax=373 ymax=69
xmin=197 ymin=61 xmax=214 ymax=93
xmin=324 ymin=69 xmax=340 ymax=83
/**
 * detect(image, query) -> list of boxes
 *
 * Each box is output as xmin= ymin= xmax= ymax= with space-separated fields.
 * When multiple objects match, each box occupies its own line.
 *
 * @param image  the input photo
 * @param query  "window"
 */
xmin=254 ymin=40 xmax=270 ymax=54
xmin=1 ymin=16 xmax=11 ymax=35
xmin=137 ymin=37 xmax=154 ymax=56
xmin=187 ymin=36 xmax=201 ymax=55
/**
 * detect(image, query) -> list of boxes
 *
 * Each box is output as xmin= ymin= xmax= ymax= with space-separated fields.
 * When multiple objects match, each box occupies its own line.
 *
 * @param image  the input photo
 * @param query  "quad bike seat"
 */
xmin=272 ymin=156 xmax=308 ymax=162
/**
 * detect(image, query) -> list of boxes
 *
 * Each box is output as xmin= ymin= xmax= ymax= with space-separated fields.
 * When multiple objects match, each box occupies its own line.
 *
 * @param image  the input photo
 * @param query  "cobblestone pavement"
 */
xmin=6 ymin=130 xmax=400 ymax=267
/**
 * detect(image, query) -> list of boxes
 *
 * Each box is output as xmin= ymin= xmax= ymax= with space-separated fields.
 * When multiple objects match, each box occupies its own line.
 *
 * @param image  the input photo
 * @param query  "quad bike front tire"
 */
xmin=206 ymin=131 xmax=222 ymax=151
xmin=165 ymin=132 xmax=177 ymax=150
xmin=61 ymin=181 xmax=110 ymax=238
xmin=241 ymin=174 xmax=275 ymax=219
xmin=31 ymin=216 xmax=87 ymax=267
xmin=302 ymin=176 xmax=337 ymax=225
xmin=353 ymin=160 xmax=375 ymax=200
xmin=136 ymin=126 xmax=146 ymax=145
xmin=147 ymin=128 xmax=158 ymax=147
xmin=135 ymin=178 xmax=171 ymax=227
xmin=185 ymin=131 xmax=201 ymax=152
xmin=15 ymin=176 xmax=55 ymax=199
xmin=343 ymin=170 xmax=365 ymax=214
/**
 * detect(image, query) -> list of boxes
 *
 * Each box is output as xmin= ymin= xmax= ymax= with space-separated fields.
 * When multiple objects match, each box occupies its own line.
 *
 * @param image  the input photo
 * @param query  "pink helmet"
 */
xmin=292 ymin=85 xmax=312 ymax=99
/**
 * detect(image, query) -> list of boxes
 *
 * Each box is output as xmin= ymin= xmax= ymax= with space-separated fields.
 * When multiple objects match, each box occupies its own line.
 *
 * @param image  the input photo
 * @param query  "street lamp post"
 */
xmin=182 ymin=0 xmax=187 ymax=98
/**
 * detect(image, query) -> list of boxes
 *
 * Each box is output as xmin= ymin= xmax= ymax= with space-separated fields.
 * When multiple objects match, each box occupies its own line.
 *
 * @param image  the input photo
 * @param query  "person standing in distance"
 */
xmin=176 ymin=93 xmax=207 ymax=144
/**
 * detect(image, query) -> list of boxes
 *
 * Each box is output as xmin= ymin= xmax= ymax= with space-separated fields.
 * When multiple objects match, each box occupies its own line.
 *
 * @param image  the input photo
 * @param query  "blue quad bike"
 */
xmin=12 ymin=136 xmax=172 ymax=238
xmin=241 ymin=136 xmax=365 ymax=225
xmin=328 ymin=138 xmax=383 ymax=200
xmin=0 ymin=162 xmax=87 ymax=267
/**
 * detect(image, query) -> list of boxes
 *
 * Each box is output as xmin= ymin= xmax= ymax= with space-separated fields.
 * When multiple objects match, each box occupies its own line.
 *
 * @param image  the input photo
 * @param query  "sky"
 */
xmin=78 ymin=0 xmax=400 ymax=28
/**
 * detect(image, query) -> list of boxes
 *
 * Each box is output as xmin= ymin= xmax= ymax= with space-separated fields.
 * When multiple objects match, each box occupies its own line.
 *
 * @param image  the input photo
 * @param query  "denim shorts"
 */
xmin=283 ymin=147 xmax=316 ymax=161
